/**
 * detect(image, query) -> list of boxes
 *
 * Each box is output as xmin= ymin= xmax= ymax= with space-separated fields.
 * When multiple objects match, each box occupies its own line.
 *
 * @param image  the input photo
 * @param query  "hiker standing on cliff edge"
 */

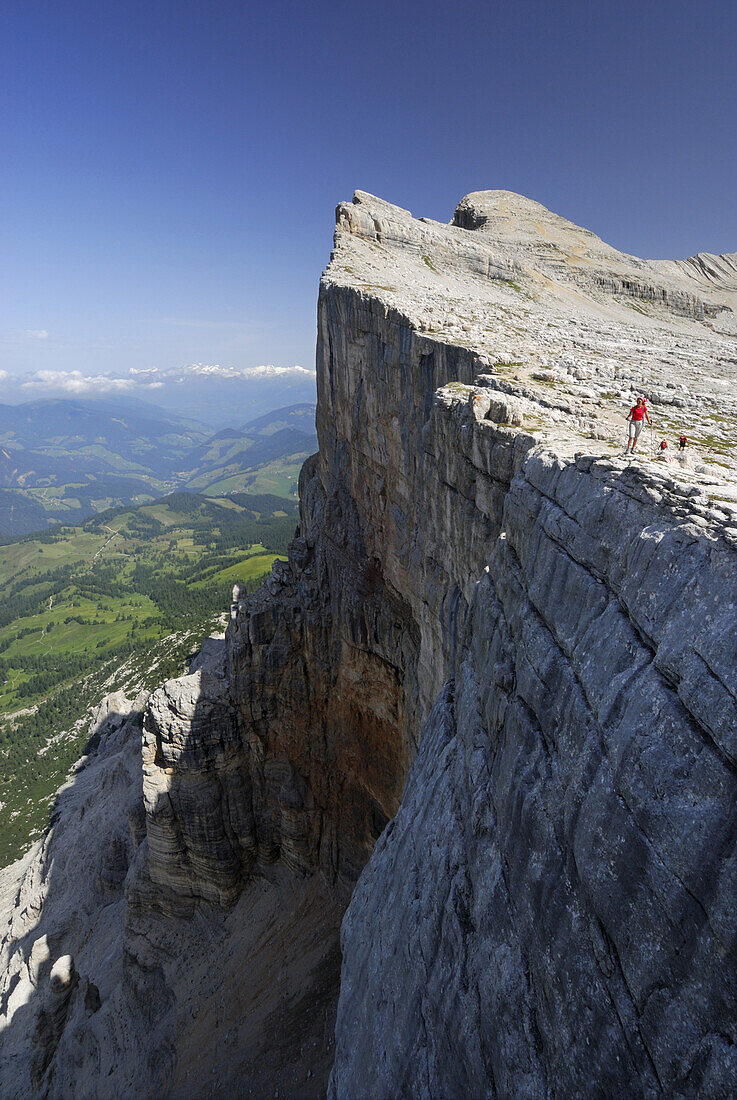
xmin=625 ymin=396 xmax=651 ymax=454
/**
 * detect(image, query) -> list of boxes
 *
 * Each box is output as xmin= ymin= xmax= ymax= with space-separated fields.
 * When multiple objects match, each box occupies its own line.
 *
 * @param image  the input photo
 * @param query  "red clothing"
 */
xmin=630 ymin=405 xmax=646 ymax=422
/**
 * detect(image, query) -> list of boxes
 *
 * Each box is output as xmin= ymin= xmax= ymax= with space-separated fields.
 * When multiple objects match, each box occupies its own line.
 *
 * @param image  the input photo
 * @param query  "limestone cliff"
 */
xmin=2 ymin=190 xmax=737 ymax=1098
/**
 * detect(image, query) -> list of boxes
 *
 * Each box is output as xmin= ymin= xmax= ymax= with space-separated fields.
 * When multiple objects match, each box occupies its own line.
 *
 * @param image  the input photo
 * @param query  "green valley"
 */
xmin=0 ymin=398 xmax=316 ymax=537
xmin=0 ymin=490 xmax=298 ymax=866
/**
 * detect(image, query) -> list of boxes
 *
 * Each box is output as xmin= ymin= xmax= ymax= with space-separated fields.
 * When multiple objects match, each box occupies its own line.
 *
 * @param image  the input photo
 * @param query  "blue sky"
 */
xmin=1 ymin=0 xmax=735 ymax=404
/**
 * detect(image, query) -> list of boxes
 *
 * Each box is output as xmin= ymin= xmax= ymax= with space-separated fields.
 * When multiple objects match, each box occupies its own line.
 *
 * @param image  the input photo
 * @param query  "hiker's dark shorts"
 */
xmin=629 ymin=420 xmax=644 ymax=439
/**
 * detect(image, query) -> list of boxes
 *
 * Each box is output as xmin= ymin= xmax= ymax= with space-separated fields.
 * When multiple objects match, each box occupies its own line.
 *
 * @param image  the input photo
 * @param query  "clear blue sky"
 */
xmin=1 ymin=0 xmax=735 ymax=391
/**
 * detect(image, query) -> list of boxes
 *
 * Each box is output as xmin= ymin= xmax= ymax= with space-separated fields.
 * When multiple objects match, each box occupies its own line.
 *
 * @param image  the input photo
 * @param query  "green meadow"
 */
xmin=197 ymin=455 xmax=305 ymax=497
xmin=0 ymin=490 xmax=296 ymax=866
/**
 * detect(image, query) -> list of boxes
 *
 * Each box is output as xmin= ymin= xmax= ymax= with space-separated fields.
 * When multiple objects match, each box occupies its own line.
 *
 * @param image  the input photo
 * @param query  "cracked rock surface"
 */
xmin=322 ymin=192 xmax=737 ymax=1097
xmin=2 ymin=189 xmax=736 ymax=1097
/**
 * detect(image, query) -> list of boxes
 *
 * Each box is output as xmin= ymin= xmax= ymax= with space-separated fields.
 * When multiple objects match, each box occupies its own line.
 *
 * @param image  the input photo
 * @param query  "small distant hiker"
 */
xmin=625 ymin=396 xmax=652 ymax=453
xmin=679 ymin=434 xmax=688 ymax=451
xmin=658 ymin=440 xmax=673 ymax=463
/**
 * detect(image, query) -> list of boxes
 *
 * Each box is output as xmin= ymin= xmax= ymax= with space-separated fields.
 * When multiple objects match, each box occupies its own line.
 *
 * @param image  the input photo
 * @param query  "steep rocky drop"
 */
xmin=2 ymin=190 xmax=736 ymax=1098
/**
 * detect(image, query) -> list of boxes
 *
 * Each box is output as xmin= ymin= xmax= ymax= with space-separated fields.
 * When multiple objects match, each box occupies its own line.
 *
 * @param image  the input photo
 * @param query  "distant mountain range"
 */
xmin=0 ymin=397 xmax=317 ymax=538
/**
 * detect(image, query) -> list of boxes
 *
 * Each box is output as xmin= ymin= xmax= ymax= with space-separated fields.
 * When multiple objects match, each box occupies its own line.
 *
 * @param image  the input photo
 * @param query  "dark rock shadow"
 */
xmin=0 ymin=628 xmax=351 ymax=1099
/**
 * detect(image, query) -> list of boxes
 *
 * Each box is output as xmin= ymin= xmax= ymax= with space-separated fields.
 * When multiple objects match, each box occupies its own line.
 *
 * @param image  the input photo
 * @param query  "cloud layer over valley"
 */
xmin=1 ymin=363 xmax=317 ymax=427
xmin=8 ymin=361 xmax=313 ymax=395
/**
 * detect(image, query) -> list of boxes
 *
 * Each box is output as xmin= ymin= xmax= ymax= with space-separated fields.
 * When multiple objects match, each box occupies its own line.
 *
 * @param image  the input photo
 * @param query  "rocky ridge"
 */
xmin=1 ymin=190 xmax=736 ymax=1097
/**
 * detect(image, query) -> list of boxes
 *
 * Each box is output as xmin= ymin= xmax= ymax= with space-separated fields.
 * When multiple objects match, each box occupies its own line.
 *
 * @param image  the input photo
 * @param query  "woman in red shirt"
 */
xmin=625 ymin=396 xmax=651 ymax=454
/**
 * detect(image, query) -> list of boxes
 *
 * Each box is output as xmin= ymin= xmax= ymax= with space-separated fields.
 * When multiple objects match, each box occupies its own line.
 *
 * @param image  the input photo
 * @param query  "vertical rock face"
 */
xmin=3 ymin=189 xmax=737 ymax=1097
xmin=331 ymin=451 xmax=737 ymax=1098
xmin=141 ymin=464 xmax=418 ymax=904
xmin=135 ymin=190 xmax=737 ymax=1096
xmin=320 ymin=194 xmax=737 ymax=1096
xmin=139 ymin=287 xmax=529 ymax=912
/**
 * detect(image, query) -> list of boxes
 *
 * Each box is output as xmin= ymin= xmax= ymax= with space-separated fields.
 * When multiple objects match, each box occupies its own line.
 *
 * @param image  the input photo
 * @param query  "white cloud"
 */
xmin=20 ymin=370 xmax=135 ymax=395
xmin=25 ymin=329 xmax=49 ymax=339
xmin=11 ymin=362 xmax=315 ymax=396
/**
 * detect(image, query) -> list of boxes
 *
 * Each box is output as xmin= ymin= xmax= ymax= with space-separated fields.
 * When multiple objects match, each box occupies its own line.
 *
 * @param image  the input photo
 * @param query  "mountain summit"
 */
xmin=2 ymin=191 xmax=736 ymax=1098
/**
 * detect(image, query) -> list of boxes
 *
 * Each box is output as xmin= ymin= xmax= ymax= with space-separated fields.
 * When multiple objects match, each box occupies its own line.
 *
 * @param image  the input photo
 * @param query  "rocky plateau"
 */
xmin=2 ymin=190 xmax=736 ymax=1098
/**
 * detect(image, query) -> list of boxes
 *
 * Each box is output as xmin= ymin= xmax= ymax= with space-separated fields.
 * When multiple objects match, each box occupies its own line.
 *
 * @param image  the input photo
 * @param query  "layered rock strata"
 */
xmin=2 ymin=189 xmax=737 ymax=1098
xmin=134 ymin=189 xmax=737 ymax=1097
xmin=330 ymin=444 xmax=737 ymax=1098
xmin=1 ymin=655 xmax=348 ymax=1098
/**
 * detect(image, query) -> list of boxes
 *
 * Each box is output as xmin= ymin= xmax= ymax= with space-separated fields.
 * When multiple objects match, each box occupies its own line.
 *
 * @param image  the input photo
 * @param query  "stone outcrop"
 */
xmin=663 ymin=249 xmax=737 ymax=290
xmin=330 ymin=446 xmax=737 ymax=1097
xmin=320 ymin=192 xmax=737 ymax=1098
xmin=2 ymin=188 xmax=736 ymax=1097
xmin=1 ymin=674 xmax=349 ymax=1098
xmin=0 ymin=694 xmax=160 ymax=1098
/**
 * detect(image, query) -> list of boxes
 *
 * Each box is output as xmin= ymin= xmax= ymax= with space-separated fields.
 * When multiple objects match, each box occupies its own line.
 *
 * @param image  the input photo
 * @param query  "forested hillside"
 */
xmin=0 ymin=399 xmax=316 ymax=536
